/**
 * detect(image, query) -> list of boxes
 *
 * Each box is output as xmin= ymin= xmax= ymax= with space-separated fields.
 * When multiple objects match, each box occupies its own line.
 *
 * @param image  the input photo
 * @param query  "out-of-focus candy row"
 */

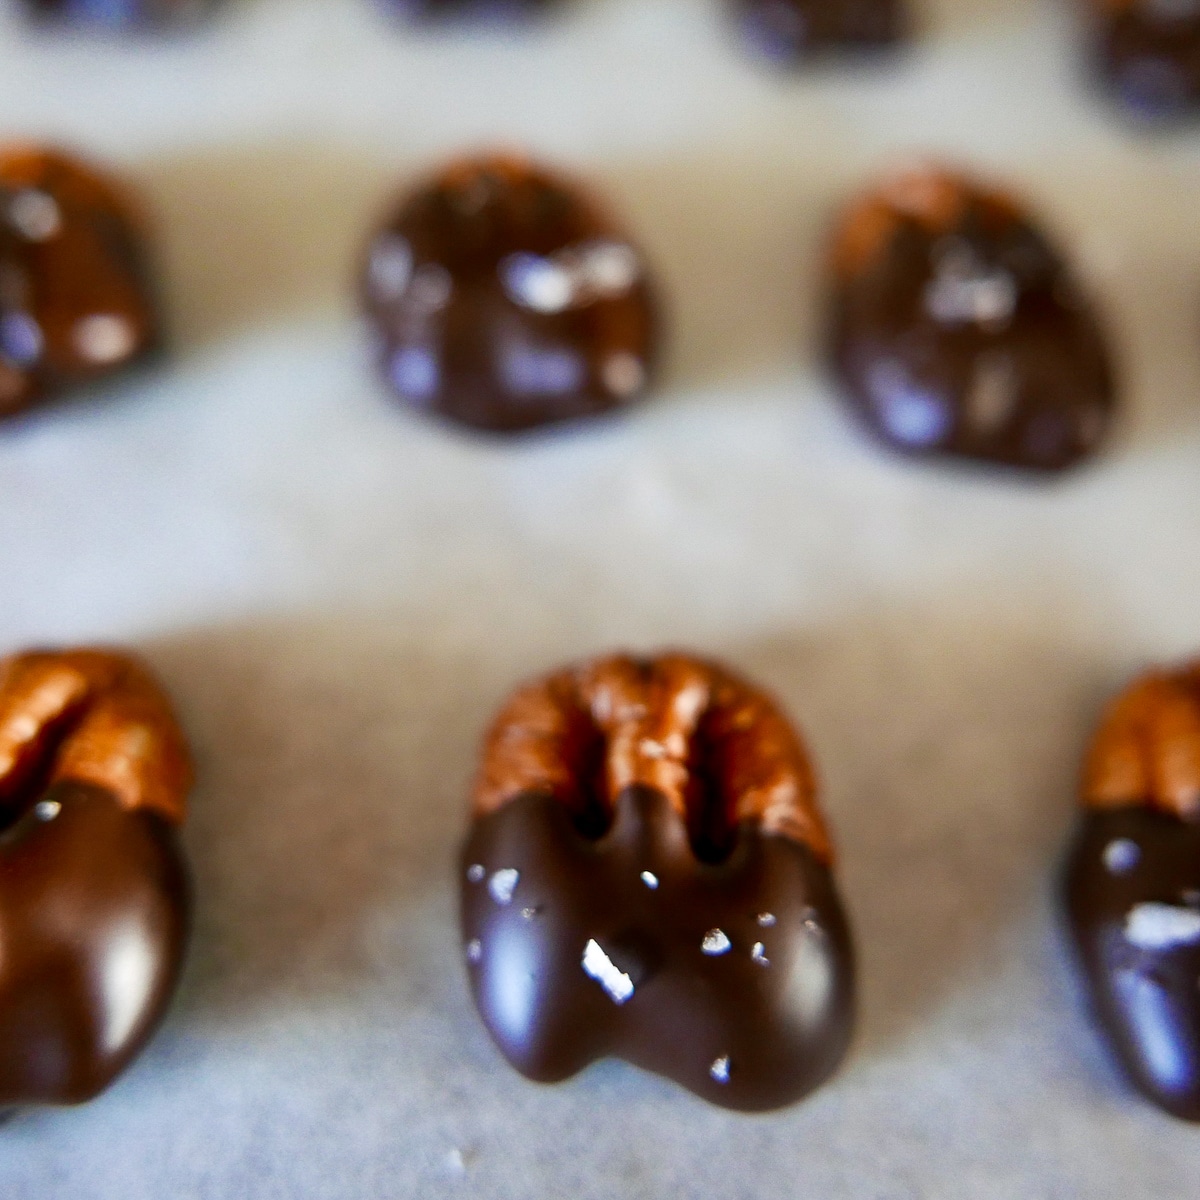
xmin=9 ymin=0 xmax=1200 ymax=123
xmin=1 ymin=145 xmax=1123 ymax=474
xmin=8 ymin=641 xmax=1200 ymax=1123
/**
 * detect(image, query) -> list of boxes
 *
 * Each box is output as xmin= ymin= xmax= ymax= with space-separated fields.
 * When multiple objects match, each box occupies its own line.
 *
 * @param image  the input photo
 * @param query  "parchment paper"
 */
xmin=1 ymin=1 xmax=1200 ymax=1194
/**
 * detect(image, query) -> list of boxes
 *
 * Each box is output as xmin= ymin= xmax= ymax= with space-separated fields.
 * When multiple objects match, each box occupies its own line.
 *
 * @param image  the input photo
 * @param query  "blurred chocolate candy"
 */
xmin=360 ymin=154 xmax=660 ymax=434
xmin=826 ymin=165 xmax=1116 ymax=471
xmin=1087 ymin=0 xmax=1200 ymax=120
xmin=735 ymin=0 xmax=908 ymax=63
xmin=0 ymin=147 xmax=161 ymax=420
xmin=1064 ymin=659 xmax=1200 ymax=1119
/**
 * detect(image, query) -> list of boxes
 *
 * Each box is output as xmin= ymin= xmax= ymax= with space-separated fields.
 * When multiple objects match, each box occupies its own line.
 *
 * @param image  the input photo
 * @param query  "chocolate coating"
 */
xmin=459 ymin=653 xmax=854 ymax=1110
xmin=734 ymin=0 xmax=908 ymax=64
xmin=0 ymin=781 xmax=189 ymax=1107
xmin=360 ymin=155 xmax=660 ymax=434
xmin=21 ymin=0 xmax=216 ymax=29
xmin=826 ymin=167 xmax=1116 ymax=471
xmin=1063 ymin=807 xmax=1200 ymax=1120
xmin=462 ymin=786 xmax=853 ymax=1111
xmin=0 ymin=148 xmax=161 ymax=420
xmin=1087 ymin=0 xmax=1200 ymax=120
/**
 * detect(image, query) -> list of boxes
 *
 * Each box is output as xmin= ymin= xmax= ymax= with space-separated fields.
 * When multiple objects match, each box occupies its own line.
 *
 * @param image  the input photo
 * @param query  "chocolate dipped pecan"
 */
xmin=1085 ymin=0 xmax=1200 ymax=120
xmin=1063 ymin=660 xmax=1200 ymax=1119
xmin=0 ymin=146 xmax=161 ymax=421
xmin=460 ymin=652 xmax=855 ymax=1111
xmin=0 ymin=647 xmax=191 ymax=1107
xmin=826 ymin=165 xmax=1116 ymax=471
xmin=359 ymin=153 xmax=661 ymax=434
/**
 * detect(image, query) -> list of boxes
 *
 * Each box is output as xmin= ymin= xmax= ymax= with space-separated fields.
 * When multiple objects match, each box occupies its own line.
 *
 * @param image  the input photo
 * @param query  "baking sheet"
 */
xmin=2 ymin=0 xmax=1200 ymax=1195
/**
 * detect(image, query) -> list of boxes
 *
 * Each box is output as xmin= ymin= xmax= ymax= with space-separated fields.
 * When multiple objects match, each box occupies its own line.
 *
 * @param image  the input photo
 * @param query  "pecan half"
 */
xmin=0 ymin=647 xmax=191 ymax=826
xmin=474 ymin=651 xmax=831 ymax=863
xmin=0 ymin=146 xmax=160 ymax=419
xmin=1082 ymin=661 xmax=1200 ymax=820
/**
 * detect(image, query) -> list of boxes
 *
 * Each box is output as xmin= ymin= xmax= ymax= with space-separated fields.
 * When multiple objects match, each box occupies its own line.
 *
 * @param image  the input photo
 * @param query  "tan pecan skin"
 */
xmin=474 ymin=651 xmax=831 ymax=863
xmin=0 ymin=146 xmax=160 ymax=418
xmin=0 ymin=647 xmax=192 ymax=826
xmin=1082 ymin=661 xmax=1200 ymax=820
xmin=828 ymin=164 xmax=1023 ymax=284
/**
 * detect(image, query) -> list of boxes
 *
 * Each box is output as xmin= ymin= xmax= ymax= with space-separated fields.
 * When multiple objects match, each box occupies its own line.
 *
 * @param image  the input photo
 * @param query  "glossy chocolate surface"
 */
xmin=21 ymin=0 xmax=215 ymax=28
xmin=1088 ymin=0 xmax=1200 ymax=120
xmin=1063 ymin=807 xmax=1200 ymax=1120
xmin=0 ymin=148 xmax=161 ymax=420
xmin=0 ymin=781 xmax=189 ymax=1107
xmin=461 ymin=652 xmax=853 ymax=1110
xmin=360 ymin=155 xmax=660 ymax=433
xmin=734 ymin=0 xmax=908 ymax=63
xmin=462 ymin=786 xmax=854 ymax=1111
xmin=827 ymin=168 xmax=1116 ymax=471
